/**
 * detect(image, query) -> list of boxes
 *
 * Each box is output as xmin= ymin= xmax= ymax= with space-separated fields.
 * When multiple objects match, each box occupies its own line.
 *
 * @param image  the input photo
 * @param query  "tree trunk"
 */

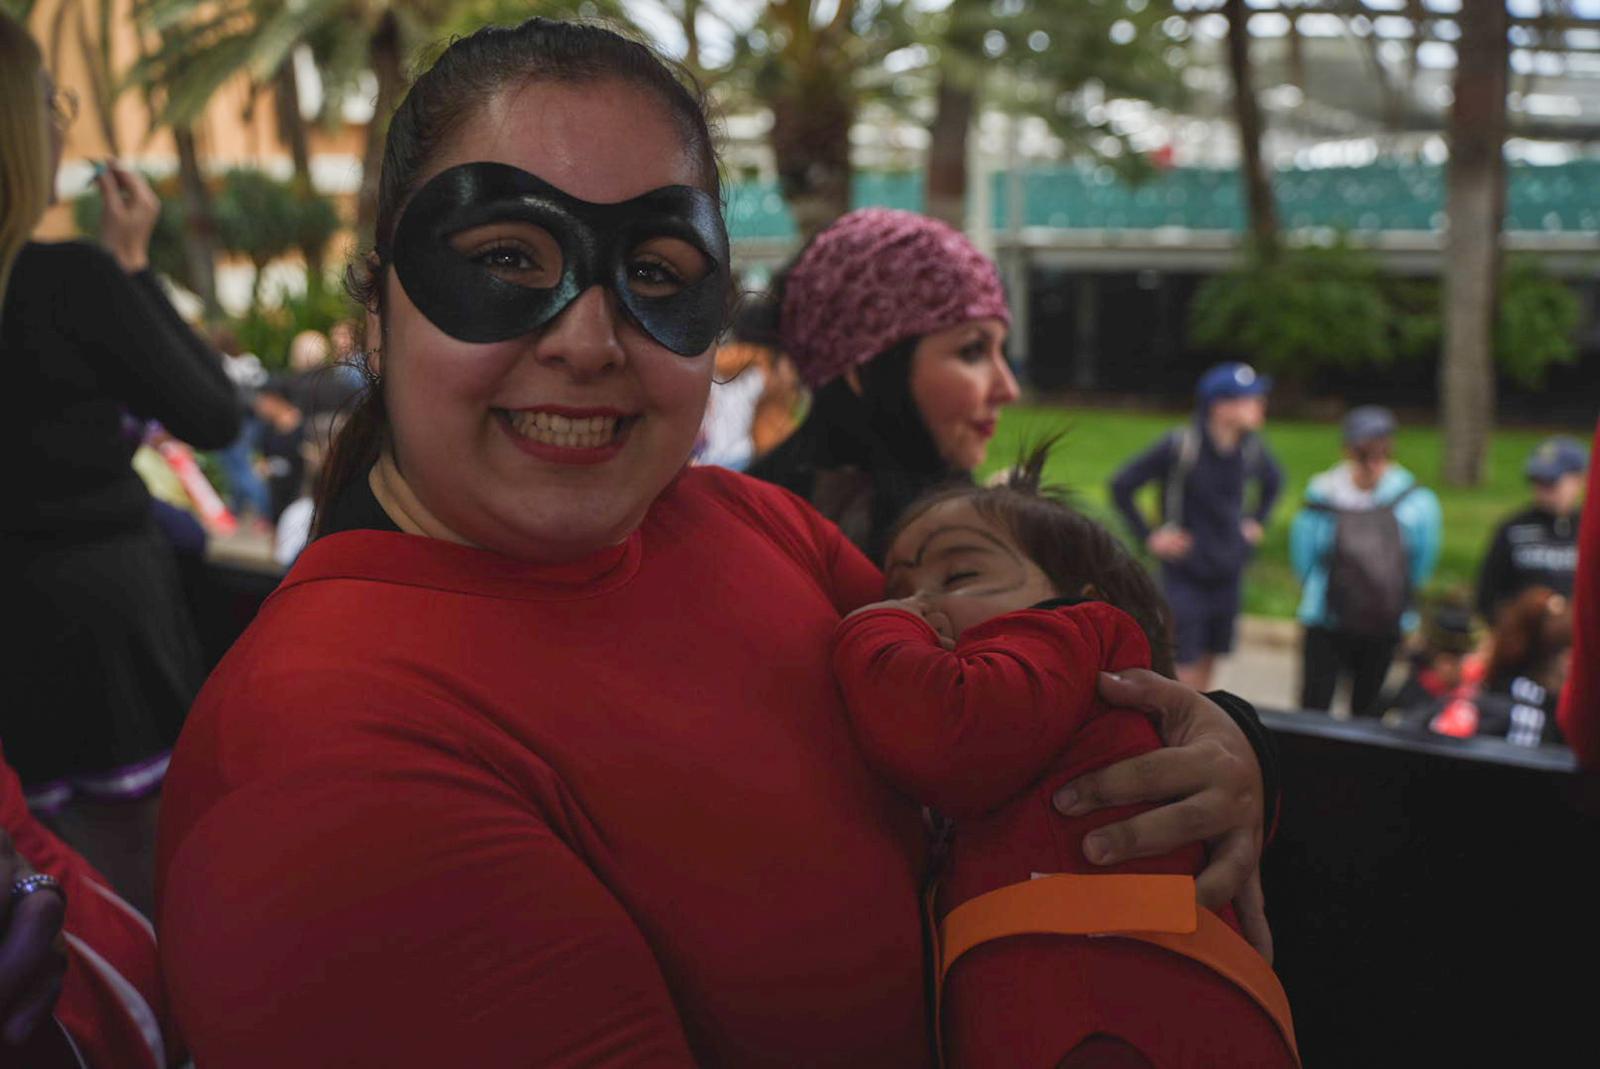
xmin=358 ymin=11 xmax=405 ymax=247
xmin=275 ymin=58 xmax=324 ymax=294
xmin=1406 ymin=0 xmax=1427 ymax=90
xmin=1439 ymin=2 xmax=1508 ymax=488
xmin=173 ymin=125 xmax=222 ymax=320
xmin=275 ymin=60 xmax=313 ymax=189
xmin=769 ymin=84 xmax=853 ymax=242
xmin=924 ymin=73 xmax=976 ymax=228
xmin=680 ymin=0 xmax=702 ymax=77
xmin=1286 ymin=10 xmax=1306 ymax=90
xmin=1224 ymin=0 xmax=1278 ymax=257
xmin=1352 ymin=21 xmax=1404 ymax=134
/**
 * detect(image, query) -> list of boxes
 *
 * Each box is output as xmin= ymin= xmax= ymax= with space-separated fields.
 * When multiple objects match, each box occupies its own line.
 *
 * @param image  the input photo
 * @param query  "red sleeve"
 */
xmin=832 ymin=602 xmax=1151 ymax=818
xmin=0 ymin=747 xmax=171 ymax=1069
xmin=1558 ymin=421 xmax=1600 ymax=767
xmin=803 ymin=499 xmax=885 ymax=614
xmin=158 ymin=710 xmax=697 ymax=1067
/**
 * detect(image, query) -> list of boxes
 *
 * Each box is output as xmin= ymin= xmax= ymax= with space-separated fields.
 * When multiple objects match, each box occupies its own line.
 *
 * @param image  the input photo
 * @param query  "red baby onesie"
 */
xmin=833 ymin=601 xmax=1295 ymax=1068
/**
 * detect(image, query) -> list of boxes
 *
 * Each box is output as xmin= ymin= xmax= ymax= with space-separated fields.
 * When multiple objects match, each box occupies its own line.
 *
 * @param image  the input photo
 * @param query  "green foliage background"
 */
xmin=1190 ymin=240 xmax=1582 ymax=389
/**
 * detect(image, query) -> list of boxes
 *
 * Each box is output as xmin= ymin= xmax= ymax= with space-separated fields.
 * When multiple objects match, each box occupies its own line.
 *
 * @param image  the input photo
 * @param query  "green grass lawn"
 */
xmin=976 ymin=405 xmax=1591 ymax=619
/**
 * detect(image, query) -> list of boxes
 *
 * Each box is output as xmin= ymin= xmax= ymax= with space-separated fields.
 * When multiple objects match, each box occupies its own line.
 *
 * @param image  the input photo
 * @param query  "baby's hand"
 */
xmin=845 ymin=597 xmax=957 ymax=650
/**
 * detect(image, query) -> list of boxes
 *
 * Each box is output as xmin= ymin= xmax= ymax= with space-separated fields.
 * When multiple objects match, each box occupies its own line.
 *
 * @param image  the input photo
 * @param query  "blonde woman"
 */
xmin=0 ymin=12 xmax=54 ymax=314
xmin=0 ymin=10 xmax=238 ymax=917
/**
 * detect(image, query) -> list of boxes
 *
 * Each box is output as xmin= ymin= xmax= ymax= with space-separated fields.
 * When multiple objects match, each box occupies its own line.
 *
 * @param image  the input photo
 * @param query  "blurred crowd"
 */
xmin=1103 ymin=372 xmax=1584 ymax=751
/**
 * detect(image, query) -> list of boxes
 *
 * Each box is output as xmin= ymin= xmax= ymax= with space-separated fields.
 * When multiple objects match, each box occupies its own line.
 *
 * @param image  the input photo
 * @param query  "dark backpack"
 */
xmin=1307 ymin=485 xmax=1416 ymax=636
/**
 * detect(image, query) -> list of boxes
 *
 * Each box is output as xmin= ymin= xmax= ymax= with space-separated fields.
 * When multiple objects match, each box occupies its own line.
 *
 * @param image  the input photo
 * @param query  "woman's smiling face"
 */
xmin=373 ymin=78 xmax=719 ymax=561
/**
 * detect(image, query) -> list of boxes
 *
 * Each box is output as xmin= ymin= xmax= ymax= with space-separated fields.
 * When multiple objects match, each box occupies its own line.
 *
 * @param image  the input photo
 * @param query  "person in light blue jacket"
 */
xmin=1290 ymin=406 xmax=1442 ymax=717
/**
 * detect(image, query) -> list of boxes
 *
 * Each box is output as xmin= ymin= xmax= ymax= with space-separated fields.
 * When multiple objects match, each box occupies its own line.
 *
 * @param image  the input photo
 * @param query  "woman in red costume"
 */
xmin=158 ymin=18 xmax=1278 ymax=1066
xmin=834 ymin=457 xmax=1296 ymax=1067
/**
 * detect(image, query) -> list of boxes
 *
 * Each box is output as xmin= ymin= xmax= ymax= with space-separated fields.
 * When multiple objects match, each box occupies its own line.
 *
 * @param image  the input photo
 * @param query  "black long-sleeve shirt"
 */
xmin=1109 ymin=422 xmax=1284 ymax=585
xmin=1475 ymin=504 xmax=1580 ymax=622
xmin=1 ymin=241 xmax=241 ymax=541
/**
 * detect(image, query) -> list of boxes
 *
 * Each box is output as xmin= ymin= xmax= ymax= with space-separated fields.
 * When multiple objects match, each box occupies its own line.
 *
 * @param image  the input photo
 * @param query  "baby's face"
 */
xmin=883 ymin=498 xmax=1058 ymax=641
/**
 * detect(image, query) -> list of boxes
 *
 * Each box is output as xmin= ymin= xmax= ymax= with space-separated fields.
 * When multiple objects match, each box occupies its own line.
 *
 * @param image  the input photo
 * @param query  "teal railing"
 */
xmin=722 ymin=160 xmax=1600 ymax=242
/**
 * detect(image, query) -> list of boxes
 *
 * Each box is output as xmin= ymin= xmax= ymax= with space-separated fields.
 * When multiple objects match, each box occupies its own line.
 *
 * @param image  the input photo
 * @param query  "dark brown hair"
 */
xmin=886 ymin=438 xmax=1177 ymax=677
xmin=1486 ymin=586 xmax=1573 ymax=690
xmin=315 ymin=17 xmax=722 ymax=536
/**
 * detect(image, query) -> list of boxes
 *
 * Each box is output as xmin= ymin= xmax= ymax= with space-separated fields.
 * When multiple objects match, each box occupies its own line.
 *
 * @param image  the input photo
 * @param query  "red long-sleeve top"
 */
xmin=1558 ymin=420 xmax=1600 ymax=768
xmin=157 ymin=468 xmax=931 ymax=1067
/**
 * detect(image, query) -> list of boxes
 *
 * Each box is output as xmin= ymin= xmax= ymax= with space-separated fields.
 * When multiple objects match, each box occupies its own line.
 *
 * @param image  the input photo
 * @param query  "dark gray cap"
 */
xmin=1342 ymin=405 xmax=1397 ymax=446
xmin=1526 ymin=436 xmax=1588 ymax=483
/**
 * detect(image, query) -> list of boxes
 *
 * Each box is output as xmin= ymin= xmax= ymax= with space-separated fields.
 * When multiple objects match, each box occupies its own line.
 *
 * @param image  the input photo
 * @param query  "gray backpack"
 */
xmin=1163 ymin=424 xmax=1265 ymax=528
xmin=1307 ymin=486 xmax=1416 ymax=636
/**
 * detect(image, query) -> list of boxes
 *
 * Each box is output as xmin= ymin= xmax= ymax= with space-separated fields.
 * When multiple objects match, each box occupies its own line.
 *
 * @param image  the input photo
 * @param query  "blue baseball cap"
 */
xmin=1342 ymin=405 xmax=1397 ymax=446
xmin=1525 ymin=436 xmax=1588 ymax=483
xmin=1196 ymin=362 xmax=1272 ymax=405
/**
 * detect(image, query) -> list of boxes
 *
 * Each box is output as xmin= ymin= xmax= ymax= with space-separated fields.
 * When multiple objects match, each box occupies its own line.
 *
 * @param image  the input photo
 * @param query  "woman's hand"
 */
xmin=0 ymin=830 xmax=68 ymax=1046
xmin=1053 ymin=669 xmax=1272 ymax=959
xmin=1145 ymin=525 xmax=1193 ymax=562
xmin=96 ymin=161 xmax=159 ymax=274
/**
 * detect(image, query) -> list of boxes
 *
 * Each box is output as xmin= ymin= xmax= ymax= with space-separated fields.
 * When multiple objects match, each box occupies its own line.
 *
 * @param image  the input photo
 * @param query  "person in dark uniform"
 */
xmin=1476 ymin=436 xmax=1585 ymax=626
xmin=1109 ymin=363 xmax=1283 ymax=691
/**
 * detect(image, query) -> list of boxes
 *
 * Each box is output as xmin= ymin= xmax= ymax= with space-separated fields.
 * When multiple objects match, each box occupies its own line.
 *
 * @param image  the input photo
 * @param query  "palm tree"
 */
xmin=917 ymin=0 xmax=1186 ymax=227
xmin=18 ymin=0 xmax=230 ymax=313
xmin=1439 ymin=0 xmax=1509 ymax=487
xmin=130 ymin=0 xmax=445 ymax=245
xmin=133 ymin=0 xmax=636 ymax=249
xmin=725 ymin=1 xmax=909 ymax=240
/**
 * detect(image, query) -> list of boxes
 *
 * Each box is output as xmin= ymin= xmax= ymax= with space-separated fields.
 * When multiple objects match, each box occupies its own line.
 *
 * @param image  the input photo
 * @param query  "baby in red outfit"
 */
xmin=832 ymin=454 xmax=1297 ymax=1068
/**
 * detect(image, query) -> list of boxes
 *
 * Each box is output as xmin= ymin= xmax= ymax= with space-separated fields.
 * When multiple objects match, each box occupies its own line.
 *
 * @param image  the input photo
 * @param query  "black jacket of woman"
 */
xmin=748 ymin=338 xmax=966 ymax=565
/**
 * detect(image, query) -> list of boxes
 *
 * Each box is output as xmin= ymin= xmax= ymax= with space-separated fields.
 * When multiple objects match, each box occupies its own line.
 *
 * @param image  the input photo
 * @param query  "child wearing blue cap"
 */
xmin=1110 ymin=363 xmax=1283 ymax=690
xmin=1475 ymin=436 xmax=1586 ymax=625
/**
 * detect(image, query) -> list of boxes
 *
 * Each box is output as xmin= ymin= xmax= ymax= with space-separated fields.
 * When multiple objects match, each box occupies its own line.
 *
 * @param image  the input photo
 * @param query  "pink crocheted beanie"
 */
xmin=779 ymin=208 xmax=1011 ymax=388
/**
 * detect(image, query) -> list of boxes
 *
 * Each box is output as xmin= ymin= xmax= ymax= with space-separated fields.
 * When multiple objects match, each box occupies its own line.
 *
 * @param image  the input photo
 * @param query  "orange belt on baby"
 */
xmin=927 ymin=874 xmax=1300 ymax=1066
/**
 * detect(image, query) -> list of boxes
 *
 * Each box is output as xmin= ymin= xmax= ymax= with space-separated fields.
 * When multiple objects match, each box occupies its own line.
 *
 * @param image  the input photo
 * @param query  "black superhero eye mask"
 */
xmin=386 ymin=162 xmax=730 ymax=355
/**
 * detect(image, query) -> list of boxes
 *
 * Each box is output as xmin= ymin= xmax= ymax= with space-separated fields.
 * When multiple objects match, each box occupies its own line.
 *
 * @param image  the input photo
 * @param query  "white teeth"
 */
xmin=506 ymin=411 xmax=621 ymax=449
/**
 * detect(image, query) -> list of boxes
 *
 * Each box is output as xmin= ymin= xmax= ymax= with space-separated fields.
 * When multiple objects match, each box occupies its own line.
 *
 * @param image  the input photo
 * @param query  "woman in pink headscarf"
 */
xmin=751 ymin=204 xmax=1283 ymax=956
xmin=751 ymin=208 xmax=1021 ymax=562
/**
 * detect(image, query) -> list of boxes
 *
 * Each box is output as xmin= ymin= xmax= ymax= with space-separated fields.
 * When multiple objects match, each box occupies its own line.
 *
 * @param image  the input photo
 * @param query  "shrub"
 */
xmin=233 ymin=284 xmax=362 ymax=370
xmin=1188 ymin=238 xmax=1393 ymax=374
